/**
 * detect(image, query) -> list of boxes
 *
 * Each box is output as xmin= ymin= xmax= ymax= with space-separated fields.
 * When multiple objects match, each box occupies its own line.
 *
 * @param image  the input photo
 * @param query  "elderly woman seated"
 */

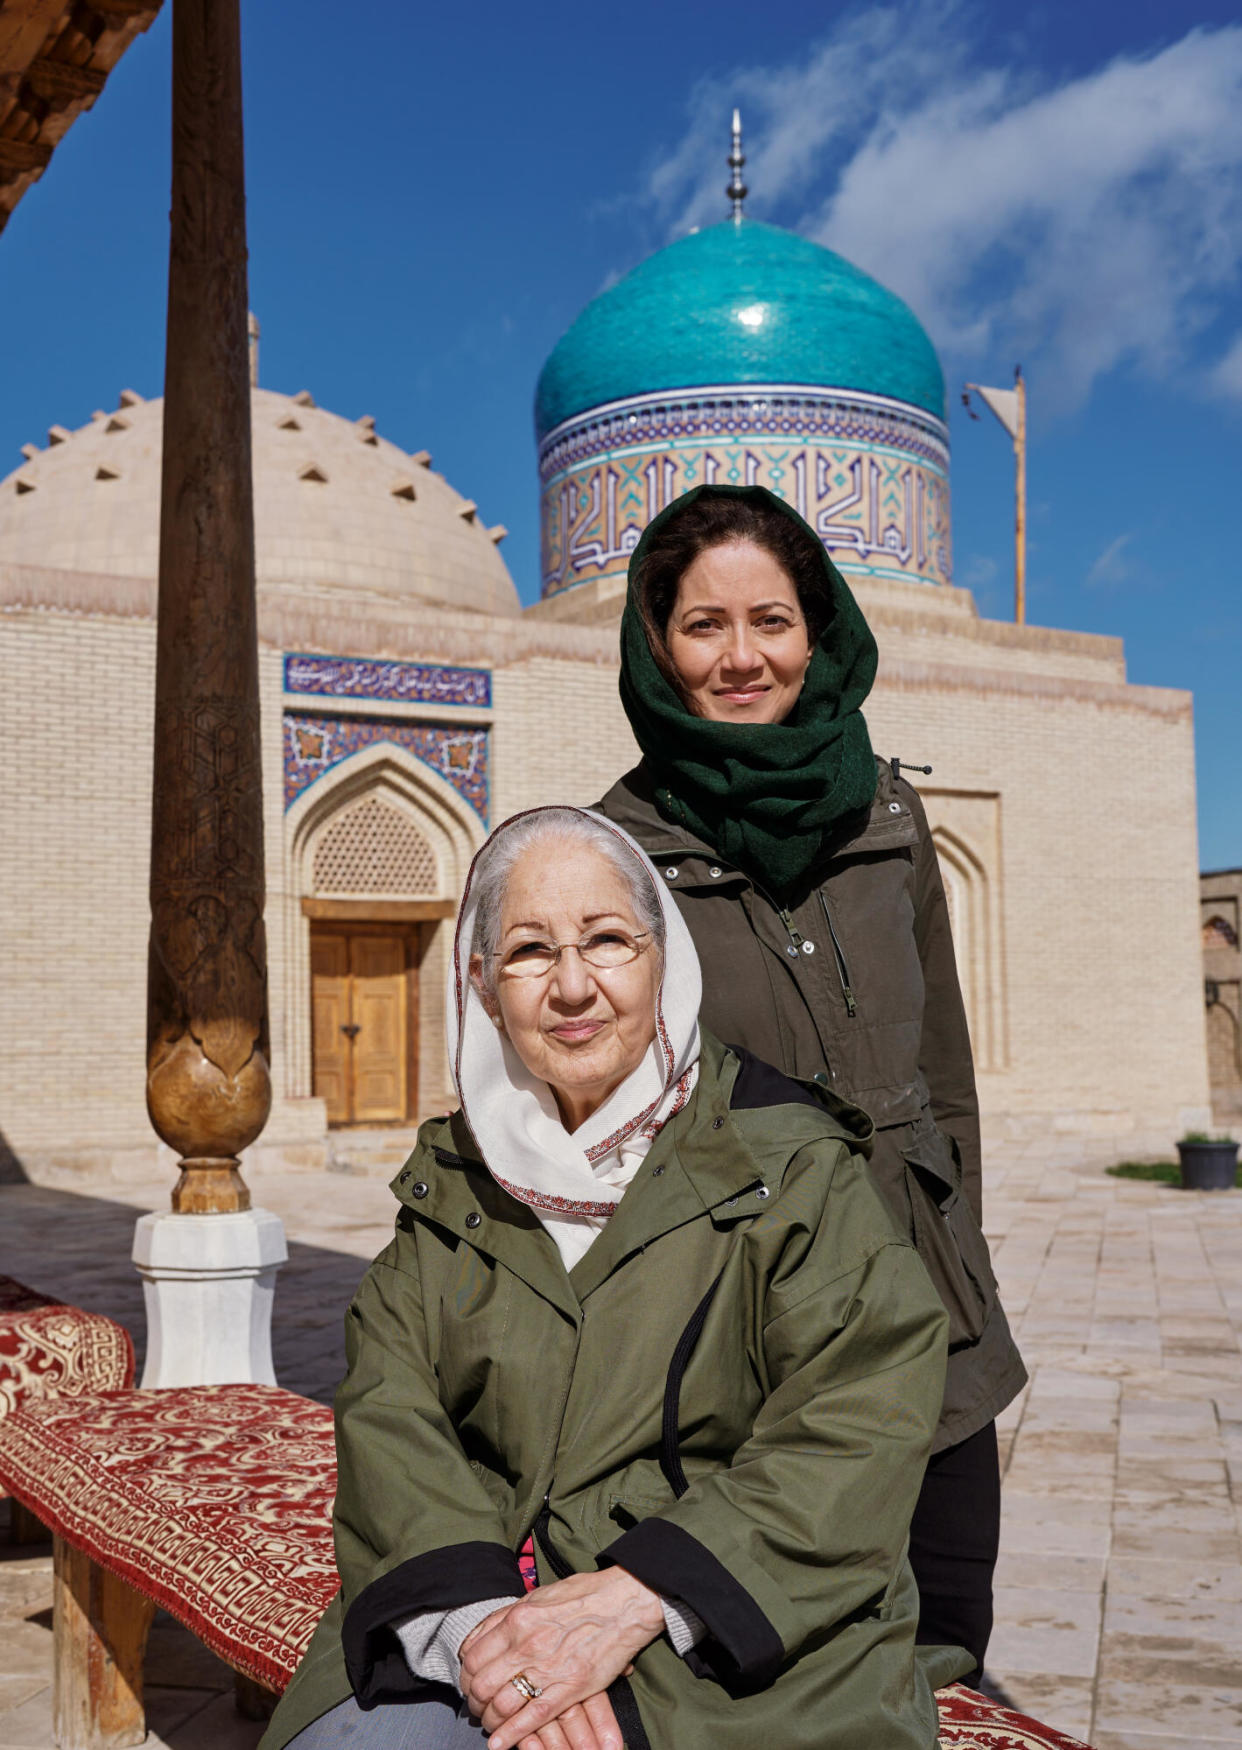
xmin=262 ymin=807 xmax=967 ymax=1750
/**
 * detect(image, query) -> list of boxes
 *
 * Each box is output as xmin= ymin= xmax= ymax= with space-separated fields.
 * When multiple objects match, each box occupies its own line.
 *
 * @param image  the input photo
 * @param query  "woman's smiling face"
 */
xmin=476 ymin=838 xmax=660 ymax=1132
xmin=666 ymin=539 xmax=814 ymax=724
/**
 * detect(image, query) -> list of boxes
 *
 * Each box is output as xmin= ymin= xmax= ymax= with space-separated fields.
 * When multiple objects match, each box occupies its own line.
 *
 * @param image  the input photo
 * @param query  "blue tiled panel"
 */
xmin=284 ymin=714 xmax=488 ymax=821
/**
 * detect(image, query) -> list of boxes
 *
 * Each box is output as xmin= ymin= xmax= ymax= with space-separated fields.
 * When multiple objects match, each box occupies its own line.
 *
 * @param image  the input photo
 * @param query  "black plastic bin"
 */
xmin=1176 ymin=1139 xmax=1239 ymax=1191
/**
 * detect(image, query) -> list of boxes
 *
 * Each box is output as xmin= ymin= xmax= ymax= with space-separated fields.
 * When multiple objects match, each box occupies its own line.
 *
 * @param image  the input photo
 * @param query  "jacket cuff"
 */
xmin=602 ymin=1519 xmax=783 ymax=1686
xmin=343 ymin=1542 xmax=526 ymax=1707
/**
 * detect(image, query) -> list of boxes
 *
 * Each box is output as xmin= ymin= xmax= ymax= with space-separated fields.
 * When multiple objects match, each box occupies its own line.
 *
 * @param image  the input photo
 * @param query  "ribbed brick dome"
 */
xmin=0 ymin=387 xmax=519 ymax=618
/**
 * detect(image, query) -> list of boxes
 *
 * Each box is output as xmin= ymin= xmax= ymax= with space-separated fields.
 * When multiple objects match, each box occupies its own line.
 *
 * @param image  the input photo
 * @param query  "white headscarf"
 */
xmin=447 ymin=807 xmax=702 ymax=1268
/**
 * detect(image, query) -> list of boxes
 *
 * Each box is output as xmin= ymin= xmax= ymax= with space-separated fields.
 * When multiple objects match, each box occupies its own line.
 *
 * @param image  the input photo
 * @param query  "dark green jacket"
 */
xmin=262 ymin=1036 xmax=968 ymax=1750
xmin=596 ymin=760 xmax=1026 ymax=1451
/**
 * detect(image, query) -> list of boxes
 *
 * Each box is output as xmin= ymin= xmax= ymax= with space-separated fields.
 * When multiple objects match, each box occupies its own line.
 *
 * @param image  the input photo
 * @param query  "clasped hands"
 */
xmin=458 ymin=1566 xmax=665 ymax=1750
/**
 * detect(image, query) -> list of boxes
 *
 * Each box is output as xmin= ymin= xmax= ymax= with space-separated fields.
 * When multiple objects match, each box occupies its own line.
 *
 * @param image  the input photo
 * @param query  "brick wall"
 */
xmin=0 ymin=611 xmax=157 ymax=1176
xmin=491 ymin=658 xmax=638 ymax=816
xmin=0 ymin=613 xmax=322 ymax=1183
xmin=0 ymin=592 xmax=1212 ymax=1185
xmin=867 ymin=661 xmax=1211 ymax=1162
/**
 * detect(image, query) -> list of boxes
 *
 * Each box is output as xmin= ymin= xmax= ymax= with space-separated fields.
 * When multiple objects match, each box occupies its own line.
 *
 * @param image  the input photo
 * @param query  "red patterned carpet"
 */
xmin=0 ymin=1382 xmax=1092 ymax=1745
xmin=938 ymin=1686 xmax=1090 ymax=1748
xmin=0 ymin=1384 xmax=334 ymax=1690
xmin=0 ymin=1274 xmax=134 ymax=1419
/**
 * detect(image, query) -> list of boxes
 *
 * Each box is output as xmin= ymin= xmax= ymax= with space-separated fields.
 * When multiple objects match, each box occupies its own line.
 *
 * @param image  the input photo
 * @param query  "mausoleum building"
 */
xmin=0 ymin=207 xmax=1211 ymax=1185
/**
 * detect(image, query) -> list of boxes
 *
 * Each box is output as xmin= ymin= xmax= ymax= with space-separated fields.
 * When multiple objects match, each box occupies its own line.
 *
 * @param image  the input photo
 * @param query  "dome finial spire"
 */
xmin=727 ymin=108 xmax=747 ymax=222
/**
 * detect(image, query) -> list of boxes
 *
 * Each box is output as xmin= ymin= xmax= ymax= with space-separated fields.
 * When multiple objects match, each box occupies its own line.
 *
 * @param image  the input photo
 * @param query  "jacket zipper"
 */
xmin=746 ymin=875 xmax=806 ymax=959
xmin=533 ymin=1498 xmax=573 ymax=1579
xmin=524 ymin=1312 xmax=584 ymax=1563
xmin=818 ymin=893 xmax=858 ymax=1017
xmin=776 ymin=904 xmax=805 ymax=954
xmin=663 ymin=850 xmax=832 ymax=996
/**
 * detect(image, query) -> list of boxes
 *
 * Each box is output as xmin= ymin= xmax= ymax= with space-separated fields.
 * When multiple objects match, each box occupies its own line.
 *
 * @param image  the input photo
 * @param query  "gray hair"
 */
xmin=469 ymin=809 xmax=665 ymax=994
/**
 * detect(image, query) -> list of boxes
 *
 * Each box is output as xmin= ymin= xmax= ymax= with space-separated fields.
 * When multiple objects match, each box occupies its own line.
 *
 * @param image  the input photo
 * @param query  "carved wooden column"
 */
xmin=134 ymin=0 xmax=286 ymax=1388
xmin=146 ymin=0 xmax=269 ymax=1215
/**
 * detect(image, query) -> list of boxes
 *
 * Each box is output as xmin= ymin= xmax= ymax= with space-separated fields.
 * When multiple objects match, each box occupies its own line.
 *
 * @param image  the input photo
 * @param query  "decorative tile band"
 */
xmin=537 ymin=383 xmax=951 ymax=595
xmin=284 ymin=653 xmax=491 ymax=709
xmin=538 ymin=384 xmax=949 ymax=481
xmin=284 ymin=713 xmax=488 ymax=821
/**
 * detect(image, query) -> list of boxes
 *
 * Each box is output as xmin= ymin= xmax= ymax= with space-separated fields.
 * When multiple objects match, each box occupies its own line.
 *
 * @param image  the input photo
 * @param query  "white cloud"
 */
xmin=1209 ymin=331 xmax=1242 ymax=400
xmin=1086 ymin=533 xmax=1134 ymax=588
xmin=643 ymin=7 xmax=1242 ymax=409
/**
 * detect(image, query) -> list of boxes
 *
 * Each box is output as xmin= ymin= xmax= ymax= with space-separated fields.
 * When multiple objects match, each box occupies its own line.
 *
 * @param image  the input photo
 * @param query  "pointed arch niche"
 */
xmin=921 ymin=790 xmax=1008 ymax=1073
xmin=1206 ymin=986 xmax=1242 ymax=1095
xmin=284 ymin=746 xmax=484 ymax=1119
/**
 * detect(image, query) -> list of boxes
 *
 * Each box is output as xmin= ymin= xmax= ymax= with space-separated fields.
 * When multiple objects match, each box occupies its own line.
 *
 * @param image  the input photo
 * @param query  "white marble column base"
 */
xmin=131 ymin=1207 xmax=288 ymax=1388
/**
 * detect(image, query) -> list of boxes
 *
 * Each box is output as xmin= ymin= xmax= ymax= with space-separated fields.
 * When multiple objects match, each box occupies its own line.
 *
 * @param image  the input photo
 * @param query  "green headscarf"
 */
xmin=618 ymin=484 xmax=878 ymax=900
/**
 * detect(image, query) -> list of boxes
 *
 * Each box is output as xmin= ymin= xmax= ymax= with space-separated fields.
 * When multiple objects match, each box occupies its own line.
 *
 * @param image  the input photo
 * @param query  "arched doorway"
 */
xmin=286 ymin=749 xmax=483 ymax=1126
xmin=307 ymin=798 xmax=440 ymax=1123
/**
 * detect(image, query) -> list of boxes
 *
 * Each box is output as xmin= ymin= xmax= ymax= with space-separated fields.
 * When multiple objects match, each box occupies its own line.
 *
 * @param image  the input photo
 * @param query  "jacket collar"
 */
xmin=391 ymin=1113 xmax=581 ymax=1324
xmin=598 ymin=760 xmax=917 ymax=881
xmin=390 ymin=1039 xmax=774 ymax=1312
xmin=567 ymin=1035 xmax=770 ymax=1301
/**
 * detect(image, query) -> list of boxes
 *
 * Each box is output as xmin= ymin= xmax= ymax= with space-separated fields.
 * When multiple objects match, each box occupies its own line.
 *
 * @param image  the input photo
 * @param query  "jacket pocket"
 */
xmin=606 ymin=1492 xmax=674 ymax=1535
xmin=901 ymin=1125 xmax=995 ymax=1352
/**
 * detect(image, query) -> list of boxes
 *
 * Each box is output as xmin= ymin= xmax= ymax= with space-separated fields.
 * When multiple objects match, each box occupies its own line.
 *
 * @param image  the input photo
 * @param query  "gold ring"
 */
xmin=510 ymin=1672 xmax=543 ymax=1700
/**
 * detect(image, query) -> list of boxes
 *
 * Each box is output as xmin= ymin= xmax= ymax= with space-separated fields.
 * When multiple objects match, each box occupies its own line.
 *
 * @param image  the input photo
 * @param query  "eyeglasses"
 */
xmin=493 ymin=929 xmax=651 ymax=980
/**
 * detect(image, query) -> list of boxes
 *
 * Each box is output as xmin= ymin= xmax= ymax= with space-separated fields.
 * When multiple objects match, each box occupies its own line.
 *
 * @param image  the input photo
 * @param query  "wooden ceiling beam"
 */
xmin=0 ymin=0 xmax=162 ymax=234
xmin=24 ymin=55 xmax=107 ymax=106
xmin=0 ymin=1 xmax=68 ymax=78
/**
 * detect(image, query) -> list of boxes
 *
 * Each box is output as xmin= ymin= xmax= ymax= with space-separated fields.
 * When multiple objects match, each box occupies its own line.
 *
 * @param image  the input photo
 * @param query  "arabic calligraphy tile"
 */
xmin=283 ymin=654 xmax=491 ymax=709
xmin=538 ymin=384 xmax=952 ymax=596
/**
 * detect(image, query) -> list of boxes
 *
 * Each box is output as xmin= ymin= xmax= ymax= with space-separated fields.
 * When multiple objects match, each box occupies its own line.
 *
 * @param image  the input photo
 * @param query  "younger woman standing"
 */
xmin=597 ymin=484 xmax=1025 ymax=1681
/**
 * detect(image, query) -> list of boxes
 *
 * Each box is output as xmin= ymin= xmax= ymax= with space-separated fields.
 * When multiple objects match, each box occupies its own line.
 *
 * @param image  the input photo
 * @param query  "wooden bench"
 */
xmin=0 ymin=1382 xmax=332 ymax=1747
xmin=0 ymin=1274 xmax=134 ymax=1545
xmin=0 ymin=1381 xmax=1094 ymax=1750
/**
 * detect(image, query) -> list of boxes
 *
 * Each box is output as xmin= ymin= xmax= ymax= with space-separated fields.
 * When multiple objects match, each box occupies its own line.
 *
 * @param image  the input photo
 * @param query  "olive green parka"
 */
xmin=597 ymin=760 xmax=1026 ymax=1452
xmin=262 ymin=1036 xmax=970 ymax=1750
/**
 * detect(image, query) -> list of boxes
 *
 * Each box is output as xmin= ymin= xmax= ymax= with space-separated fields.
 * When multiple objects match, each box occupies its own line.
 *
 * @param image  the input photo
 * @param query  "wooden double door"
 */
xmin=310 ymin=925 xmax=420 ymax=1125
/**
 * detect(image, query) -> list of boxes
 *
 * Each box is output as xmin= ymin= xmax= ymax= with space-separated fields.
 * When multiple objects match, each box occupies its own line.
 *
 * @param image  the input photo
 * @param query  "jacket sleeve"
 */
xmin=332 ymin=1235 xmax=526 ymax=1707
xmin=902 ymin=779 xmax=984 ymax=1224
xmin=603 ymin=1156 xmax=949 ymax=1687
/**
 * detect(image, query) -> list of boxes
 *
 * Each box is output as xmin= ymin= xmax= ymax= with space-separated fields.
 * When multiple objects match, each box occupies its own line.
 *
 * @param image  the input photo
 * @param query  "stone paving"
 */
xmin=2 ymin=1149 xmax=1241 ymax=1749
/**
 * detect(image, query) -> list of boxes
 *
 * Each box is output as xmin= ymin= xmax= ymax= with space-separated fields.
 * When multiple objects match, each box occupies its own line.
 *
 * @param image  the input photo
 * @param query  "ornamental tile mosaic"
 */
xmin=284 ymin=713 xmax=488 ymax=820
xmin=539 ymin=384 xmax=951 ymax=595
xmin=284 ymin=653 xmax=491 ymax=708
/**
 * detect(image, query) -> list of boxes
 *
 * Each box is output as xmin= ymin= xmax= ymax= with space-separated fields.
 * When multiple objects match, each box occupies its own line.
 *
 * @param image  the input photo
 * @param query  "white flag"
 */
xmin=965 ymin=383 xmax=1020 ymax=439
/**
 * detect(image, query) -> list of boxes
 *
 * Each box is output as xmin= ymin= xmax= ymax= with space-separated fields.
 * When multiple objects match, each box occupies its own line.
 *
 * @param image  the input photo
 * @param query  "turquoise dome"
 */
xmin=535 ymin=219 xmax=945 ymax=440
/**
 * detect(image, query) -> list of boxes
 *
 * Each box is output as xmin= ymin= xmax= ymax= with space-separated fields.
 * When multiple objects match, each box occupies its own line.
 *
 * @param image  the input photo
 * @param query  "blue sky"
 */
xmin=3 ymin=0 xmax=1240 ymax=866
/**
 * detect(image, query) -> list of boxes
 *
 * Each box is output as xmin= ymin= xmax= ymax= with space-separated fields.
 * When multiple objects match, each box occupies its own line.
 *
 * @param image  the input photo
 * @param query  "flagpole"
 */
xmin=1014 ymin=366 xmax=1026 ymax=626
xmin=963 ymin=369 xmax=1027 ymax=625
